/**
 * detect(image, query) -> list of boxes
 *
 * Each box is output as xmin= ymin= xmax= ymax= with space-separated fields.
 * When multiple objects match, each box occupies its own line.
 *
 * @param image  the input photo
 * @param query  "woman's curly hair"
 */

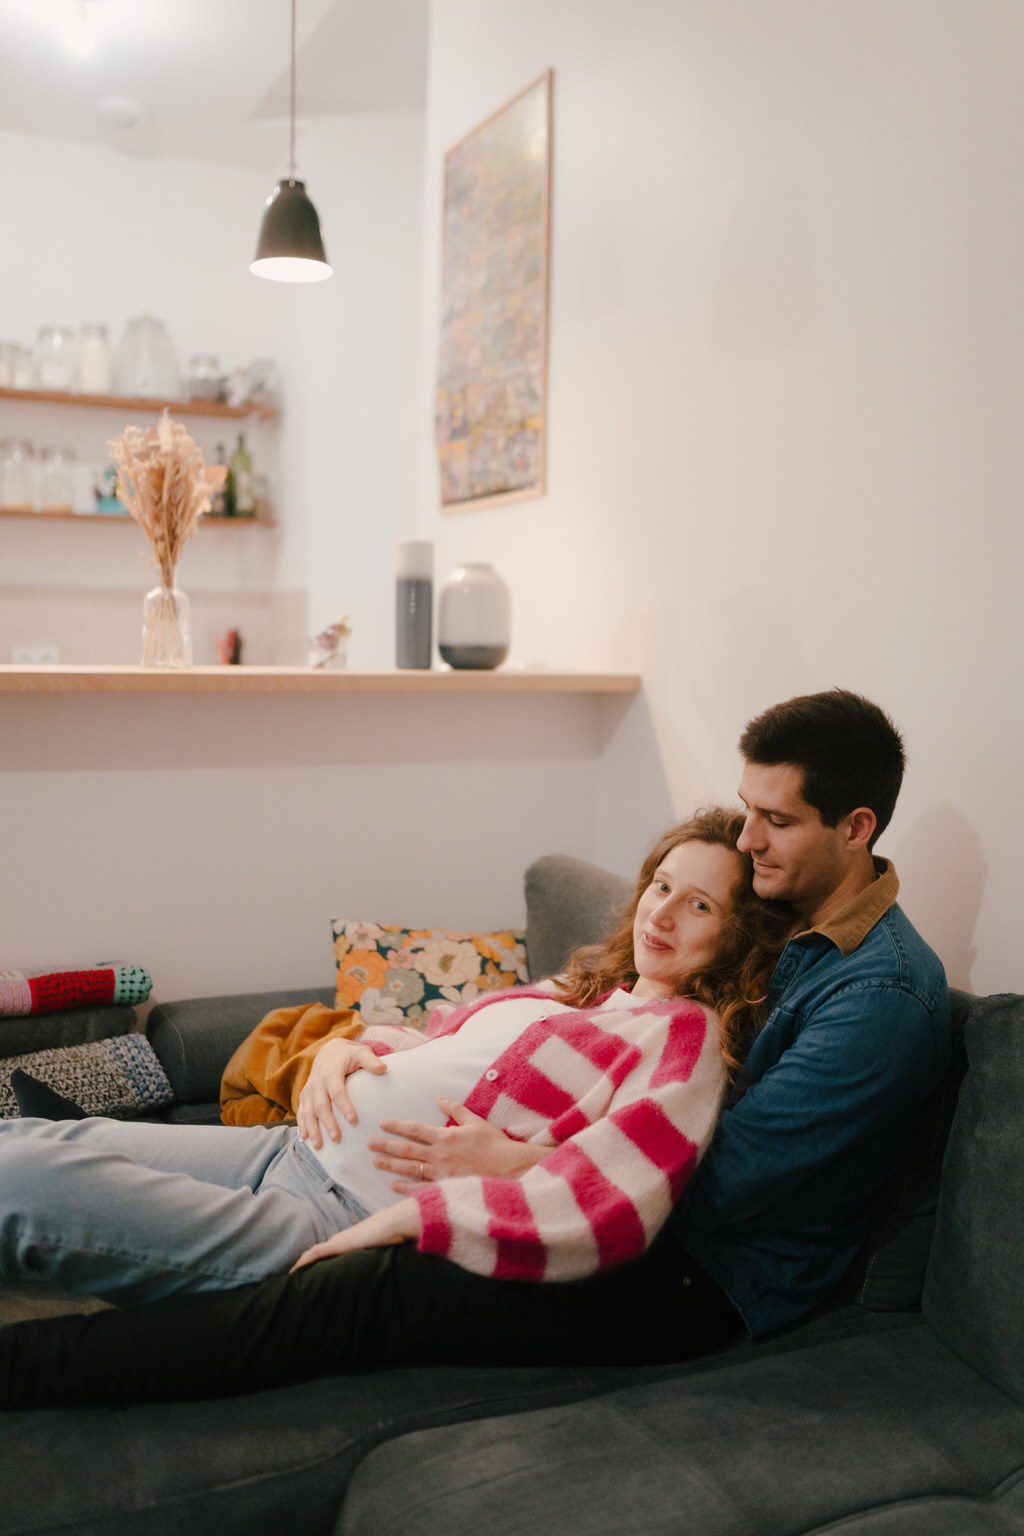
xmin=553 ymin=807 xmax=795 ymax=1081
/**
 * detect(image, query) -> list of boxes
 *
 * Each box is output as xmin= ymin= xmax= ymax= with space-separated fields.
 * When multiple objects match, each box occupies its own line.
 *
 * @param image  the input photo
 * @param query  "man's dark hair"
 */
xmin=739 ymin=690 xmax=905 ymax=847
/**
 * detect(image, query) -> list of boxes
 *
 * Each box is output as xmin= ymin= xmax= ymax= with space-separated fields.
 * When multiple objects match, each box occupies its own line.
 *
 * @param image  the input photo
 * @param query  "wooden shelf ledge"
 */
xmin=0 ymin=509 xmax=274 ymax=527
xmin=0 ymin=385 xmax=276 ymax=420
xmin=0 ymin=665 xmax=641 ymax=696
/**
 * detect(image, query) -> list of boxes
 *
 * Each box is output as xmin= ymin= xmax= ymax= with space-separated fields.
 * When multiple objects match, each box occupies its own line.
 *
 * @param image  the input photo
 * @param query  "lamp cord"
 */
xmin=288 ymin=0 xmax=297 ymax=179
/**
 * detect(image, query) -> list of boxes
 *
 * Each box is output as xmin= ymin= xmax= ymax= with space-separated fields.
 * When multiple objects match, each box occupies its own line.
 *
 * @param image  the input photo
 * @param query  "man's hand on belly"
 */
xmin=368 ymin=1096 xmax=551 ymax=1188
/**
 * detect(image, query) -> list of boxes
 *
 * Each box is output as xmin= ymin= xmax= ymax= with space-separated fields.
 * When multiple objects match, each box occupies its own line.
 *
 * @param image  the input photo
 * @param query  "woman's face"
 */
xmin=631 ymin=840 xmax=741 ymax=999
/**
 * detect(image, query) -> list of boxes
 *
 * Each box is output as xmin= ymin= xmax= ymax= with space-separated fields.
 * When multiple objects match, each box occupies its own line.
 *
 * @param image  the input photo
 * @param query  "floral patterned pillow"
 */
xmin=330 ymin=922 xmax=529 ymax=1028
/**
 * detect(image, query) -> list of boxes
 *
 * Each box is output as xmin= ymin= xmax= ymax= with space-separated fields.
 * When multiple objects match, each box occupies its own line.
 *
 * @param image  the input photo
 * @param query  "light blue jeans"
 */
xmin=0 ymin=1116 xmax=369 ymax=1306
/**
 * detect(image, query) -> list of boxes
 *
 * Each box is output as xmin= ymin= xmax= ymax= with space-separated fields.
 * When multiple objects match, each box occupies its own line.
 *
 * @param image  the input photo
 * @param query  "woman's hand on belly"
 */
xmin=289 ymin=1198 xmax=422 ymax=1271
xmin=368 ymin=1096 xmax=551 ymax=1188
xmin=296 ymin=1039 xmax=388 ymax=1149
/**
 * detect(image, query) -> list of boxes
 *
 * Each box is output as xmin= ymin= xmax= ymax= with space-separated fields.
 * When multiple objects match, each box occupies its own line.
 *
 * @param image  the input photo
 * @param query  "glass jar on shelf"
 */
xmin=37 ymin=447 xmax=75 ymax=514
xmin=114 ymin=315 xmax=182 ymax=399
xmin=246 ymin=357 xmax=279 ymax=409
xmin=0 ymin=441 xmax=35 ymax=511
xmin=77 ymin=323 xmax=112 ymax=394
xmin=12 ymin=346 xmax=34 ymax=388
xmin=186 ymin=354 xmax=222 ymax=401
xmin=33 ymin=326 xmax=76 ymax=390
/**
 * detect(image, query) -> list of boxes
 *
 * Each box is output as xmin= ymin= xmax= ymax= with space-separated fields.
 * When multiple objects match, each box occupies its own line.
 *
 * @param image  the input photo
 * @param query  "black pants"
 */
xmin=0 ymin=1225 xmax=741 ymax=1407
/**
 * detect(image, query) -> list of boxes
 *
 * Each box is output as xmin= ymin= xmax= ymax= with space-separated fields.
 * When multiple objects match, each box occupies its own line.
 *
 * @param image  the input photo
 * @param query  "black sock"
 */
xmin=10 ymin=1068 xmax=88 ymax=1121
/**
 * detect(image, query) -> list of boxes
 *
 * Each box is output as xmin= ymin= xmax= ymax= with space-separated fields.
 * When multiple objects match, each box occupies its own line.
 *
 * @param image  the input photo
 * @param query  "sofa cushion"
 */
xmin=0 ymin=1357 xmax=740 ymax=1536
xmin=329 ymin=922 xmax=528 ymax=1023
xmin=923 ymin=991 xmax=1024 ymax=1406
xmin=524 ymin=854 xmax=631 ymax=981
xmin=0 ymin=1004 xmax=137 ymax=1060
xmin=0 ymin=1299 xmax=927 ymax=1536
xmin=147 ymin=986 xmax=336 ymax=1105
xmin=337 ymin=1324 xmax=1024 ymax=1536
xmin=0 ymin=1034 xmax=174 ymax=1121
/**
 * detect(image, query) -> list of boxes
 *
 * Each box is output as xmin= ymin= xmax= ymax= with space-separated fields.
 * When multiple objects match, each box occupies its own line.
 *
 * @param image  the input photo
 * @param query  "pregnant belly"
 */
xmin=310 ymin=1034 xmax=486 ymax=1212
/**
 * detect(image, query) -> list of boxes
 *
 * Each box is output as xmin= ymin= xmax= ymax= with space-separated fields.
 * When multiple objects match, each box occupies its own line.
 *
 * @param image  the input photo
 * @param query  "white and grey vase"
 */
xmin=437 ymin=562 xmax=511 ymax=670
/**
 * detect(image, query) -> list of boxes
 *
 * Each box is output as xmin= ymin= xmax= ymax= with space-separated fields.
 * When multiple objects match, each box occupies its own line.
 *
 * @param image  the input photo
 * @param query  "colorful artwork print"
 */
xmin=436 ymin=71 xmax=551 ymax=510
xmin=330 ymin=922 xmax=529 ymax=1028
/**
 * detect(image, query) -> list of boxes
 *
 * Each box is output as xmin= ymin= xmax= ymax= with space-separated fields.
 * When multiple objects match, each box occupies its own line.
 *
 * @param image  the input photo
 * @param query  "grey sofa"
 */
xmin=1 ymin=856 xmax=1021 ymax=1536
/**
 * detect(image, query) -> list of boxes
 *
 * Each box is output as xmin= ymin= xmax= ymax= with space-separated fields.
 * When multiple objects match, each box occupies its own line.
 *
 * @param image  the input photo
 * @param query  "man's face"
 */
xmin=737 ymin=762 xmax=854 ymax=922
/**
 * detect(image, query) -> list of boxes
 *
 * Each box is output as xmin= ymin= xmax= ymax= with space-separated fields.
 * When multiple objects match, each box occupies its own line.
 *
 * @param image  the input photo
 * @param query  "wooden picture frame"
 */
xmin=436 ymin=70 xmax=552 ymax=513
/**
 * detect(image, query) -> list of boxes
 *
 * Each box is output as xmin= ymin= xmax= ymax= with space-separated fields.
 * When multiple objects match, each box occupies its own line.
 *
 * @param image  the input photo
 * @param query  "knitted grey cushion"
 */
xmin=923 ymin=991 xmax=1024 ymax=1405
xmin=0 ymin=1034 xmax=174 ymax=1120
xmin=524 ymin=855 xmax=631 ymax=982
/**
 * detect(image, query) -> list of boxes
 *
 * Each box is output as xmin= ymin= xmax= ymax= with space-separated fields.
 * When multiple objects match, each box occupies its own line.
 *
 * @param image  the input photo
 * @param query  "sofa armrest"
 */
xmin=147 ymin=987 xmax=336 ymax=1107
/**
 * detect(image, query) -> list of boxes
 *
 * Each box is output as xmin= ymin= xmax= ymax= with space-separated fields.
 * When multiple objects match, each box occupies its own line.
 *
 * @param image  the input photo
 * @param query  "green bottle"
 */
xmin=229 ymin=434 xmax=255 ymax=517
xmin=211 ymin=444 xmax=228 ymax=516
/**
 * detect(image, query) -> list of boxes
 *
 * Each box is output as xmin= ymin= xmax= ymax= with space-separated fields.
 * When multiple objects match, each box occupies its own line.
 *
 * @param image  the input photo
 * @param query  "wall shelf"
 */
xmin=0 ymin=385 xmax=276 ymax=421
xmin=0 ymin=509 xmax=274 ymax=528
xmin=0 ymin=665 xmax=641 ymax=696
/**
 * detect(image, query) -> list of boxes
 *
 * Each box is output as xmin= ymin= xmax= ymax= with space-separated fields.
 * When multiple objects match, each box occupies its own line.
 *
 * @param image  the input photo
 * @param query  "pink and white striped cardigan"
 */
xmin=357 ymin=984 xmax=726 ymax=1283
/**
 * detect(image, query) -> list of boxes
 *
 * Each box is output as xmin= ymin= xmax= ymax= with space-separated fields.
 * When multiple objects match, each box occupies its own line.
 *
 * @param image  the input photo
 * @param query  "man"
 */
xmin=0 ymin=689 xmax=950 ymax=1401
xmin=678 ymin=689 xmax=951 ymax=1336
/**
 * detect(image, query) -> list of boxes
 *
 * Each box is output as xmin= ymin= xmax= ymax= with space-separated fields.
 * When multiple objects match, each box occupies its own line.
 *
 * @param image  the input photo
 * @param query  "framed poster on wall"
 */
xmin=435 ymin=70 xmax=552 ymax=513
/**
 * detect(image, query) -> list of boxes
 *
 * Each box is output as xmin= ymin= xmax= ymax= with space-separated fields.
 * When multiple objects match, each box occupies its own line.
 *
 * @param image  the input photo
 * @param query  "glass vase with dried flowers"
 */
xmin=109 ymin=414 xmax=227 ymax=668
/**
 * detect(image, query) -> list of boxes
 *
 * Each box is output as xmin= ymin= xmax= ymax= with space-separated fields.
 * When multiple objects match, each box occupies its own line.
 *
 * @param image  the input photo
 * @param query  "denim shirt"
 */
xmin=672 ymin=861 xmax=951 ymax=1338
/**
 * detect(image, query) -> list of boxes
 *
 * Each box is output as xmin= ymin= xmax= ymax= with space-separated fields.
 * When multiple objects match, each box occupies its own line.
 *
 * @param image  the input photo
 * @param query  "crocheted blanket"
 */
xmin=0 ymin=965 xmax=152 ymax=1018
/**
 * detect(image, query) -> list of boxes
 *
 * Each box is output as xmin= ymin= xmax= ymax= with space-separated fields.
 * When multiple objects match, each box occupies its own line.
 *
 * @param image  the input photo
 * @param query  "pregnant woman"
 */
xmin=0 ymin=808 xmax=792 ymax=1397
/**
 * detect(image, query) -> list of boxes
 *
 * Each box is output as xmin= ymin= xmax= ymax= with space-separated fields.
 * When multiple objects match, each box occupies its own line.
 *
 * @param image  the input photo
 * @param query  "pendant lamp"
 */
xmin=251 ymin=0 xmax=332 ymax=283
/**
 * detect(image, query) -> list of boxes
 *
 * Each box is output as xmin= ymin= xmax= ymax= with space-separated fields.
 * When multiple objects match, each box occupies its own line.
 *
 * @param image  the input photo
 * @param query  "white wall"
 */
xmin=0 ymin=688 xmax=624 ymax=999
xmin=411 ymin=0 xmax=1024 ymax=995
xmin=3 ymin=2 xmax=1022 ymax=1003
xmin=291 ymin=112 xmax=425 ymax=663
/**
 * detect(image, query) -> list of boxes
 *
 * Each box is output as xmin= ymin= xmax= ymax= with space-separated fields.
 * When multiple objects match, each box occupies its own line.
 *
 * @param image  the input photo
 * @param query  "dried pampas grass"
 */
xmin=109 ymin=414 xmax=228 ymax=589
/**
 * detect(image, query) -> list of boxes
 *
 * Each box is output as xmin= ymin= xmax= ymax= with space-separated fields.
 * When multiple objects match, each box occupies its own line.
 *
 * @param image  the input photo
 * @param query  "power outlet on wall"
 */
xmin=12 ymin=645 xmax=60 ymax=664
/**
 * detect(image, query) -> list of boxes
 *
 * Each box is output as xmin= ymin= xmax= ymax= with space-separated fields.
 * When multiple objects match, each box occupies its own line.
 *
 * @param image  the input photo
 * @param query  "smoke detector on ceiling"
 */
xmin=94 ymin=96 xmax=144 ymax=131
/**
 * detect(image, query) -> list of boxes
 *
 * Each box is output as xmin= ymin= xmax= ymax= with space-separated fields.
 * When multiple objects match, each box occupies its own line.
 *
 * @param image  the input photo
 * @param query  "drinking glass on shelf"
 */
xmin=0 ymin=441 xmax=35 ymax=510
xmin=0 ymin=342 xmax=17 ymax=386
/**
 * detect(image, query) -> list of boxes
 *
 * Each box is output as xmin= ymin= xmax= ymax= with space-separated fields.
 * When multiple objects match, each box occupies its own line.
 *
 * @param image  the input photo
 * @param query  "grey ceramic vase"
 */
xmin=437 ymin=562 xmax=511 ymax=670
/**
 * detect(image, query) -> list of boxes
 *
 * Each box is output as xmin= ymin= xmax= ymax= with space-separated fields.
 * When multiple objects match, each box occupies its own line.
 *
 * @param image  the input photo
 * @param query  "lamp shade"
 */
xmin=250 ymin=178 xmax=332 ymax=283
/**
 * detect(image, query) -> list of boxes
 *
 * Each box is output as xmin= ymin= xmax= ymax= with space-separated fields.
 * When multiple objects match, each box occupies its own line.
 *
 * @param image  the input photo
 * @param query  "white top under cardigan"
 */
xmin=317 ymin=981 xmax=726 ymax=1283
